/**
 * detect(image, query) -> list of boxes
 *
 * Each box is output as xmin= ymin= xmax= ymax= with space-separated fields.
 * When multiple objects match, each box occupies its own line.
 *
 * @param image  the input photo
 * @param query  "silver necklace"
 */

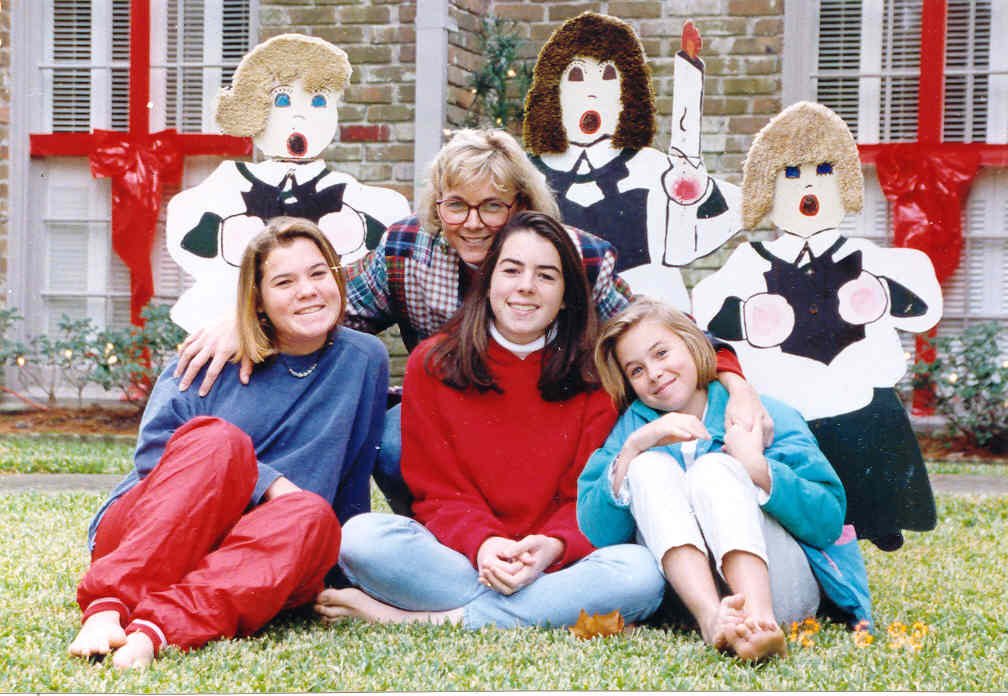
xmin=284 ymin=359 xmax=319 ymax=379
xmin=280 ymin=338 xmax=332 ymax=379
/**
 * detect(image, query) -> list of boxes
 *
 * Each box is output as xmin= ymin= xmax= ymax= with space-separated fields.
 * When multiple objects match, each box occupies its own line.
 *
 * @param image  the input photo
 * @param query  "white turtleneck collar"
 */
xmin=489 ymin=321 xmax=552 ymax=359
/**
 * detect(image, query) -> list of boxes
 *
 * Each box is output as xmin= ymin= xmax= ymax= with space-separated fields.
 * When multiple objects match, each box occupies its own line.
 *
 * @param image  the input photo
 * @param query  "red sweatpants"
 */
xmin=77 ymin=416 xmax=341 ymax=652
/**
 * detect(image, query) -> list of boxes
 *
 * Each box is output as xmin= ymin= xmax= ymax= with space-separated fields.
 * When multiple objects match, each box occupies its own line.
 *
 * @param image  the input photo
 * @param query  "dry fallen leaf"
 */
xmin=568 ymin=608 xmax=625 ymax=640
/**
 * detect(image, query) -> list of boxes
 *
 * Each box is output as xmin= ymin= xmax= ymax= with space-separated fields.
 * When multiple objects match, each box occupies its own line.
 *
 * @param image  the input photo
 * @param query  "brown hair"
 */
xmin=235 ymin=216 xmax=347 ymax=363
xmin=417 ymin=129 xmax=561 ymax=235
xmin=741 ymin=101 xmax=864 ymax=229
xmin=524 ymin=12 xmax=656 ymax=155
xmin=594 ymin=296 xmax=716 ymax=411
xmin=215 ymin=34 xmax=352 ymax=137
xmin=424 ymin=211 xmax=598 ymax=402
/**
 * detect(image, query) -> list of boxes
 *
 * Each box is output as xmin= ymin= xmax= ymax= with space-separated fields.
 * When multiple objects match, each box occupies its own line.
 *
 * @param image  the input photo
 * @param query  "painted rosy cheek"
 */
xmin=800 ymin=194 xmax=820 ymax=216
xmin=672 ymin=178 xmax=701 ymax=202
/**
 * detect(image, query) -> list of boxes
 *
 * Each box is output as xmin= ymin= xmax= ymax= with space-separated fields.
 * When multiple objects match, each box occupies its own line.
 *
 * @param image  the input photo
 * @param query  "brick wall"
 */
xmin=259 ymin=1 xmax=418 ymax=203
xmin=0 ymin=1 xmax=9 ymax=303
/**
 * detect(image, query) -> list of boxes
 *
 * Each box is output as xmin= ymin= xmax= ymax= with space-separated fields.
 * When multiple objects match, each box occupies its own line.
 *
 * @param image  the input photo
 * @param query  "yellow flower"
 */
xmin=63 ymin=349 xmax=73 ymax=359
xmin=852 ymin=620 xmax=874 ymax=647
xmin=15 ymin=356 xmax=25 ymax=367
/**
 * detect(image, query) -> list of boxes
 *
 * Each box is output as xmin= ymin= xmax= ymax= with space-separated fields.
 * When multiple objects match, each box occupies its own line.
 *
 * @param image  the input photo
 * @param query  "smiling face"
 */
xmin=768 ymin=162 xmax=846 ymax=238
xmin=488 ymin=230 xmax=566 ymax=345
xmin=254 ymin=79 xmax=339 ymax=160
xmin=615 ymin=318 xmax=706 ymax=416
xmin=439 ymin=176 xmax=519 ymax=266
xmin=258 ymin=236 xmax=342 ymax=355
xmin=559 ymin=56 xmax=622 ymax=146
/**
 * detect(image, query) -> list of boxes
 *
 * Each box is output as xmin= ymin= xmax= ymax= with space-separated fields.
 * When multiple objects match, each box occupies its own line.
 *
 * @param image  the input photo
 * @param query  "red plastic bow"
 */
xmin=89 ymin=129 xmax=184 ymax=324
xmin=874 ymin=144 xmax=980 ymax=284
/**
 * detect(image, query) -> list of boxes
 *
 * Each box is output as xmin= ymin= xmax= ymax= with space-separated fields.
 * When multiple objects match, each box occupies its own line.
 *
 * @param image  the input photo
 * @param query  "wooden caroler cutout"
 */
xmin=692 ymin=102 xmax=943 ymax=551
xmin=524 ymin=14 xmax=741 ymax=311
xmin=165 ymin=34 xmax=410 ymax=332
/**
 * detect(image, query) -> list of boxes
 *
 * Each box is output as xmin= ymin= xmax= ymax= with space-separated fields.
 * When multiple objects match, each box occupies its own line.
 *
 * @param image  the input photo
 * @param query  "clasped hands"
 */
xmin=475 ymin=534 xmax=564 ymax=596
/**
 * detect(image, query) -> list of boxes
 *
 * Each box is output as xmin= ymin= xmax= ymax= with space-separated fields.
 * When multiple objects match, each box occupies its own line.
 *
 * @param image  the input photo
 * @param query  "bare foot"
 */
xmin=68 ymin=610 xmax=126 ymax=659
xmin=699 ymin=594 xmax=746 ymax=651
xmin=726 ymin=616 xmax=788 ymax=662
xmin=111 ymin=631 xmax=155 ymax=670
xmin=314 ymin=588 xmax=461 ymax=626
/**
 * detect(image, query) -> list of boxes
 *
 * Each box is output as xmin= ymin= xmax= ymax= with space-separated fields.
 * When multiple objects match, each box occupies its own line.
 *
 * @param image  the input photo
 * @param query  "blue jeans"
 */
xmin=375 ymin=403 xmax=413 ymax=516
xmin=338 ymin=512 xmax=666 ymax=629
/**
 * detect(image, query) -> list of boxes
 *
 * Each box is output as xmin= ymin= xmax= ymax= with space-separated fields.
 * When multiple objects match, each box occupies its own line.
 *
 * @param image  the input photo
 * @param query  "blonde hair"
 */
xmin=235 ymin=216 xmax=347 ymax=364
xmin=741 ymin=101 xmax=864 ymax=229
xmin=594 ymin=297 xmax=716 ymax=412
xmin=416 ymin=129 xmax=561 ymax=234
xmin=215 ymin=34 xmax=352 ymax=137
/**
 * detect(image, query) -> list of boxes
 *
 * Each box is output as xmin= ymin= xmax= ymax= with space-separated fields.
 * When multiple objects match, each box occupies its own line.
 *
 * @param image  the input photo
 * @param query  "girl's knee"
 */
xmin=686 ymin=452 xmax=747 ymax=501
xmin=625 ymin=450 xmax=682 ymax=487
xmin=597 ymin=544 xmax=666 ymax=596
xmin=340 ymin=513 xmax=412 ymax=568
xmin=171 ymin=417 xmax=257 ymax=480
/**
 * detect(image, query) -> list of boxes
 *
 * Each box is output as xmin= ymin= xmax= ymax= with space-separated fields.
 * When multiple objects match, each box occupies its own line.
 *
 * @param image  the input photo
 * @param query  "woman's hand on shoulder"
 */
xmin=174 ymin=317 xmax=249 ymax=396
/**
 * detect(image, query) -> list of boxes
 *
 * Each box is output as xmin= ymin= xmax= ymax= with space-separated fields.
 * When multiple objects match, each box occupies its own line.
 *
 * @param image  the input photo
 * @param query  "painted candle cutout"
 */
xmin=524 ymin=13 xmax=741 ymax=311
xmin=691 ymin=102 xmax=942 ymax=550
xmin=165 ymin=34 xmax=410 ymax=332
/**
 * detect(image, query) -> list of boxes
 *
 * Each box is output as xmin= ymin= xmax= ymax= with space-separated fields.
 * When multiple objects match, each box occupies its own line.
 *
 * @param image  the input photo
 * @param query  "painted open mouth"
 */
xmin=579 ymin=110 xmax=601 ymax=135
xmin=800 ymin=194 xmax=820 ymax=216
xmin=287 ymin=132 xmax=307 ymax=157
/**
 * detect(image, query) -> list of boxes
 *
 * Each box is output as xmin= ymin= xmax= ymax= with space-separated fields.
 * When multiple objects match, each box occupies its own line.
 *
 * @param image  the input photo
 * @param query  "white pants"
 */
xmin=625 ymin=450 xmax=820 ymax=625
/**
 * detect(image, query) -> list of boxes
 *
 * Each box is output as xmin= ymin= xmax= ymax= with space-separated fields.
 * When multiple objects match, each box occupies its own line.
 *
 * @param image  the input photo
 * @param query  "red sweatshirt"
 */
xmin=401 ymin=336 xmax=617 ymax=570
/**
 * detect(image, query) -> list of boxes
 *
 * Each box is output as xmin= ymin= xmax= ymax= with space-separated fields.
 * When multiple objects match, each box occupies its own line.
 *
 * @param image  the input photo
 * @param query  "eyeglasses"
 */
xmin=436 ymin=197 xmax=515 ymax=227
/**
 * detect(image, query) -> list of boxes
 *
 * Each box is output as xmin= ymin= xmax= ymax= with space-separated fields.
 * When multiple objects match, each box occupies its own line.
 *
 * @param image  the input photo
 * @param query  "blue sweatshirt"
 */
xmin=88 ymin=327 xmax=389 ymax=548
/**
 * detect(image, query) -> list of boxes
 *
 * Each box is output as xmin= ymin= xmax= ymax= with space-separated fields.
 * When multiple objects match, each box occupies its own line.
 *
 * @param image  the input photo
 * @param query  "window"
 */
xmin=785 ymin=0 xmax=1007 ymax=355
xmin=24 ymin=0 xmax=253 ymax=337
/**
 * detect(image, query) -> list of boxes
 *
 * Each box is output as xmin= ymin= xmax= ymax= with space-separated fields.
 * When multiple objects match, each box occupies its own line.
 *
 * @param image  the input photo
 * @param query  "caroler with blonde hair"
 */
xmin=68 ymin=216 xmax=387 ymax=670
xmin=578 ymin=297 xmax=872 ymax=662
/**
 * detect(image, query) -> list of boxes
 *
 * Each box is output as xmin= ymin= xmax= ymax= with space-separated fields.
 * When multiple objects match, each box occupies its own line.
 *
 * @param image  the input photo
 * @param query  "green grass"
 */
xmin=0 ymin=492 xmax=1005 ymax=691
xmin=2 ymin=433 xmax=1007 ymax=480
xmin=0 ymin=436 xmax=134 ymax=474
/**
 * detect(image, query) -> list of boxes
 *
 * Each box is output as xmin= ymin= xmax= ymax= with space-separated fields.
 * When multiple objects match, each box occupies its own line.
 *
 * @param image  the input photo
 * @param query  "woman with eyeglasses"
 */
xmin=172 ymin=129 xmax=770 ymax=517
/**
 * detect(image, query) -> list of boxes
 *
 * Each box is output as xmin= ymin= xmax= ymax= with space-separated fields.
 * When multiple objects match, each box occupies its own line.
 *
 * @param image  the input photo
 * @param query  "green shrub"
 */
xmin=89 ymin=303 xmax=186 ymax=411
xmin=463 ymin=15 xmax=533 ymax=135
xmin=914 ymin=322 xmax=1008 ymax=453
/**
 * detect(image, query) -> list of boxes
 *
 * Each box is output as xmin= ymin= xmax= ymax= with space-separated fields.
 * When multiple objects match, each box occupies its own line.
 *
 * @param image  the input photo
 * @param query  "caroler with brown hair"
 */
xmin=68 ymin=217 xmax=388 ymax=669
xmin=314 ymin=212 xmax=665 ymax=629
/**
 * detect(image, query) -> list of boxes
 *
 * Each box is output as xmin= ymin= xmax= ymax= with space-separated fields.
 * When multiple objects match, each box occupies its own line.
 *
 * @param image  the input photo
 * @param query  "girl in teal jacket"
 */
xmin=577 ymin=297 xmax=872 ymax=662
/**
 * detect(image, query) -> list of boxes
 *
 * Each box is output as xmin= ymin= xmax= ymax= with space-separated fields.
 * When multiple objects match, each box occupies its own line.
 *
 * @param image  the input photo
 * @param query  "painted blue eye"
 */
xmin=311 ymin=94 xmax=327 ymax=108
xmin=816 ymin=162 xmax=834 ymax=175
xmin=784 ymin=166 xmax=800 ymax=179
xmin=273 ymin=92 xmax=291 ymax=107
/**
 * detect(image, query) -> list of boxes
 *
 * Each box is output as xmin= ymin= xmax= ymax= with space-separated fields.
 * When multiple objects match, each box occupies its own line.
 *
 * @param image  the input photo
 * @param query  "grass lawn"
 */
xmin=0 ymin=488 xmax=1005 ymax=691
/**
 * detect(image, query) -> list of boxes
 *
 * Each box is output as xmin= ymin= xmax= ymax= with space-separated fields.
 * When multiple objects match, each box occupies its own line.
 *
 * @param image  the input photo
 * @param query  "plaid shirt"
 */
xmin=344 ymin=216 xmax=633 ymax=351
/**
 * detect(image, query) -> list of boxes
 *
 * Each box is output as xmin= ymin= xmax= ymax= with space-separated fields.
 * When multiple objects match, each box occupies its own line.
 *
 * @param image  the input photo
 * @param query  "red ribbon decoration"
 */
xmin=89 ymin=129 xmax=184 ymax=325
xmin=873 ymin=143 xmax=980 ymax=284
xmin=873 ymin=143 xmax=981 ymax=414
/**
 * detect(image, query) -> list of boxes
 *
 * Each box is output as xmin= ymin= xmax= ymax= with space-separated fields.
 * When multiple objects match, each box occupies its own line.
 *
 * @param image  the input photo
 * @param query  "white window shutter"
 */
xmin=816 ymin=0 xmax=863 ymax=134
xmin=51 ymin=0 xmax=92 ymax=132
xmin=944 ymin=0 xmax=992 ymax=143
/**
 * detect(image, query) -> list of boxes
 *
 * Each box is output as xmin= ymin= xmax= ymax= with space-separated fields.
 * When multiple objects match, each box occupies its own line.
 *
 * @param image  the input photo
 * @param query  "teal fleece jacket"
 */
xmin=576 ymin=382 xmax=873 ymax=628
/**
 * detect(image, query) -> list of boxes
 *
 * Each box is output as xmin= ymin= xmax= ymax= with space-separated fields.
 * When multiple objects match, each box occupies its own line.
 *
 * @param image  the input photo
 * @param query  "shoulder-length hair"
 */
xmin=235 ymin=216 xmax=347 ymax=364
xmin=424 ymin=211 xmax=599 ymax=402
xmin=524 ymin=12 xmax=656 ymax=155
xmin=215 ymin=33 xmax=352 ymax=137
xmin=741 ymin=101 xmax=864 ymax=229
xmin=594 ymin=296 xmax=716 ymax=412
xmin=416 ymin=128 xmax=560 ymax=234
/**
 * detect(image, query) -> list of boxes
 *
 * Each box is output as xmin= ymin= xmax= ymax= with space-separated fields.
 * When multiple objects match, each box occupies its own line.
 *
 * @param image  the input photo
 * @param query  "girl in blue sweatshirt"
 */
xmin=577 ymin=297 xmax=871 ymax=662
